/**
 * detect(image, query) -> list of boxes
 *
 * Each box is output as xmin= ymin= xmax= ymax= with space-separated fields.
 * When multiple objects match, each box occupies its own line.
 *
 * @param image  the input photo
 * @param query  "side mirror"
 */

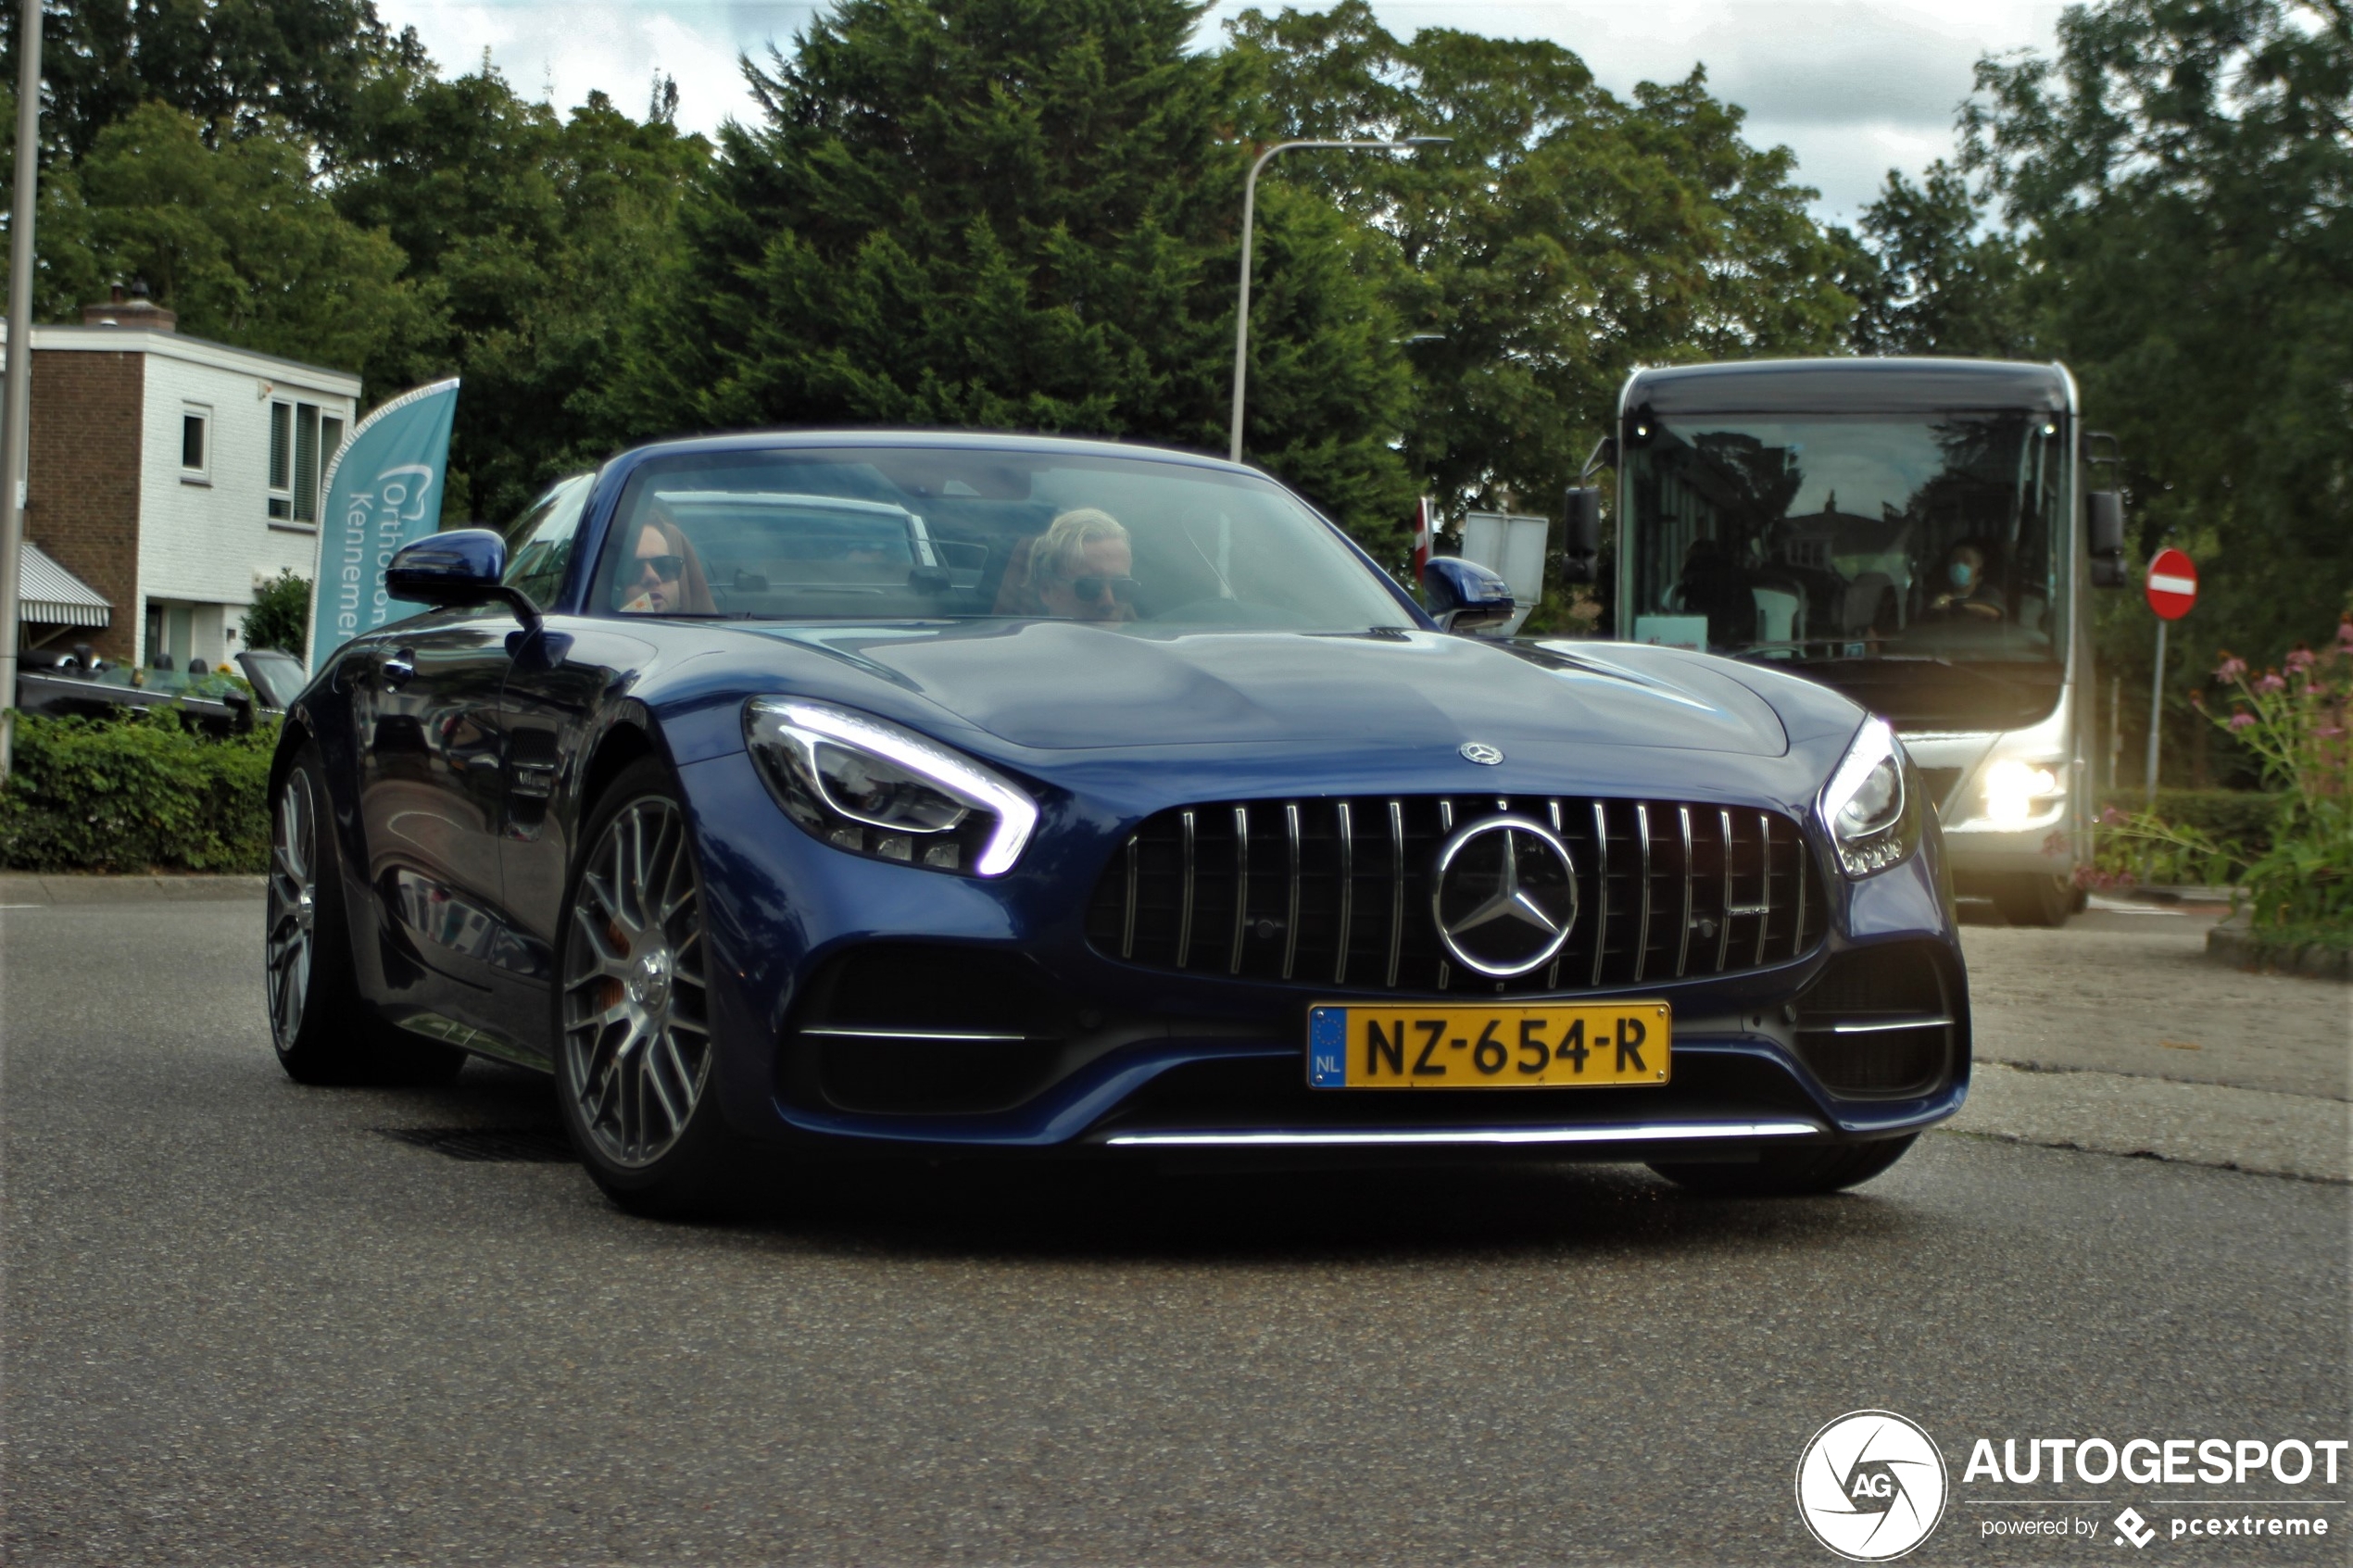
xmin=385 ymin=529 xmax=541 ymax=630
xmin=1561 ymin=486 xmax=1604 ymax=584
xmin=1423 ymin=556 xmax=1516 ymax=636
xmin=2087 ymin=491 xmax=2128 ymax=588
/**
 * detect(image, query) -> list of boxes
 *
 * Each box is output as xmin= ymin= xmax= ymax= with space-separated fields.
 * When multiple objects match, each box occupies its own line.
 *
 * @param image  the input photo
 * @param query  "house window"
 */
xmin=268 ymin=402 xmax=292 ymax=519
xmin=180 ymin=405 xmax=210 ymax=481
xmin=268 ymin=400 xmax=333 ymax=523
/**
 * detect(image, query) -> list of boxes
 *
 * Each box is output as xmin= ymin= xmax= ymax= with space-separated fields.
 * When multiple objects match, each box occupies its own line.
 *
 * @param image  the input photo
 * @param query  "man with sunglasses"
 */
xmin=1026 ymin=507 xmax=1139 ymax=623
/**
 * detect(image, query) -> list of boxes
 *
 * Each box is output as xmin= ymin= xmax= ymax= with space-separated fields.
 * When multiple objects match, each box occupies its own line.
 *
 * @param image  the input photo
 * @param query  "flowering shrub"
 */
xmin=2082 ymin=804 xmax=2241 ymax=891
xmin=2194 ymin=618 xmax=2353 ymax=937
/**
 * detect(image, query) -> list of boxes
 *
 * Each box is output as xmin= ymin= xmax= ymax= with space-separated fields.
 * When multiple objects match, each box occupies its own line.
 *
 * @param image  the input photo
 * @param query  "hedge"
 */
xmin=0 ymin=709 xmax=276 ymax=873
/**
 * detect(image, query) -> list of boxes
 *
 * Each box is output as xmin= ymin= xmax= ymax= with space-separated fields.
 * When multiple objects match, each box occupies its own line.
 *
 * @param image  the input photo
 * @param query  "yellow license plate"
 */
xmin=1306 ymin=1003 xmax=1671 ymax=1088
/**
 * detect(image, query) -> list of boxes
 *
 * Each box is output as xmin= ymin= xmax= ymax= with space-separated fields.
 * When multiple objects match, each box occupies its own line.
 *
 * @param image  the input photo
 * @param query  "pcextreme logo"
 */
xmin=1797 ymin=1410 xmax=1951 ymax=1562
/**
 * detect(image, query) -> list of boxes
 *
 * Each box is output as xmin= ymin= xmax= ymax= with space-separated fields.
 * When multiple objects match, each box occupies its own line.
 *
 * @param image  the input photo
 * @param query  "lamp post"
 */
xmin=0 ymin=0 xmax=44 ymax=778
xmin=1227 ymin=135 xmax=1448 ymax=464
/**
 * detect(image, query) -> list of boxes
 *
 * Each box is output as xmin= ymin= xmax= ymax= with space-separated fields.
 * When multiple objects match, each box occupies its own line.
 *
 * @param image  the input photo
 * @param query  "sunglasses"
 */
xmin=1066 ymin=575 xmax=1138 ymax=604
xmin=635 ymin=553 xmax=686 ymax=581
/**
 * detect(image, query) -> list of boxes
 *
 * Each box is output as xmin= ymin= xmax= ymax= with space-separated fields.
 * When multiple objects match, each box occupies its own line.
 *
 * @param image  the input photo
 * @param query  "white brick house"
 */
xmin=5 ymin=290 xmax=361 ymax=670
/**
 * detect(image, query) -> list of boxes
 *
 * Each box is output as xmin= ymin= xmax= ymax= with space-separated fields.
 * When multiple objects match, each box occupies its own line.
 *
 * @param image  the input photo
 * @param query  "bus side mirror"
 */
xmin=2087 ymin=491 xmax=2128 ymax=588
xmin=1562 ymin=487 xmax=1604 ymax=584
xmin=1424 ymin=556 xmax=1516 ymax=635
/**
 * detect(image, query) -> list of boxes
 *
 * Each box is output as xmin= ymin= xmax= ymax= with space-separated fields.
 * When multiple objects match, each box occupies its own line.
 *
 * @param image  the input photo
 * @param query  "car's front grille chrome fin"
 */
xmin=1088 ymin=794 xmax=1826 ymax=996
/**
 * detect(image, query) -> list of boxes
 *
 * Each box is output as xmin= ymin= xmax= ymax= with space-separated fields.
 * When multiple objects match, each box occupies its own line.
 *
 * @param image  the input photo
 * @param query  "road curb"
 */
xmin=1948 ymin=1060 xmax=2350 ymax=1183
xmin=2205 ymin=912 xmax=2352 ymax=983
xmin=0 ymin=872 xmax=266 ymax=904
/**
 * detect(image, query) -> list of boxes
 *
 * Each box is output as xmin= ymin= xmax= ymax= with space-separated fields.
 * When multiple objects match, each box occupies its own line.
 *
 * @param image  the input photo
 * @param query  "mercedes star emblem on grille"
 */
xmin=1458 ymin=742 xmax=1504 ymax=766
xmin=1429 ymin=815 xmax=1579 ymax=977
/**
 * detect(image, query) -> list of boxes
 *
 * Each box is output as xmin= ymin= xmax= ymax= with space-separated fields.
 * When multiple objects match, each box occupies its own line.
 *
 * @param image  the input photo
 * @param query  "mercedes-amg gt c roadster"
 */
xmin=265 ymin=433 xmax=1968 ymax=1214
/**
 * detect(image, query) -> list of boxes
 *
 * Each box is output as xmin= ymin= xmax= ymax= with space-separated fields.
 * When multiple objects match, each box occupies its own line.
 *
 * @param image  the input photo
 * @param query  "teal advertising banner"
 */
xmin=307 ymin=377 xmax=461 ymax=671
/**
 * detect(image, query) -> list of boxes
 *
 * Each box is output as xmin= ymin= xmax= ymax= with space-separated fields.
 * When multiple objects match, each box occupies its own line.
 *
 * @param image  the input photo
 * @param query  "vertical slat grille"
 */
xmin=1087 ymin=796 xmax=1829 ymax=995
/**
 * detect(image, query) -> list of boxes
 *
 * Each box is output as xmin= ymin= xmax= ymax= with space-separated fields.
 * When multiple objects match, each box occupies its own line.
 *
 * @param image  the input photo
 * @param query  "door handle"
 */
xmin=379 ymin=649 xmax=416 ymax=688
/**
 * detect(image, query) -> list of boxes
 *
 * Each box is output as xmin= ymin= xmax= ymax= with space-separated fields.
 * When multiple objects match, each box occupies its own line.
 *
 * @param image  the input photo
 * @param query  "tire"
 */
xmin=1993 ymin=872 xmax=2071 ymax=927
xmin=1649 ymin=1135 xmax=1918 ymax=1197
xmin=552 ymin=758 xmax=742 ymax=1218
xmin=266 ymin=745 xmax=465 ymax=1085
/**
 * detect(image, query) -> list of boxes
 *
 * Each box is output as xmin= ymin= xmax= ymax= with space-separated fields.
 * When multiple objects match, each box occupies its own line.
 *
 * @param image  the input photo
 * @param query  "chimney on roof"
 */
xmin=83 ymin=278 xmax=175 ymax=332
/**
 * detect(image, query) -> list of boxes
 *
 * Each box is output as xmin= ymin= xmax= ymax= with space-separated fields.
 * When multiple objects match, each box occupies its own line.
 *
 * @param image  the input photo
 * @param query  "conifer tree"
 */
xmin=622 ymin=0 xmax=1416 ymax=552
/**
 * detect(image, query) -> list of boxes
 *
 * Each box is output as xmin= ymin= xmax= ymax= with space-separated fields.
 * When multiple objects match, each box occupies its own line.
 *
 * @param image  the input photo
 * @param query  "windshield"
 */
xmin=1623 ymin=411 xmax=2069 ymax=667
xmin=587 ymin=446 xmax=1414 ymax=633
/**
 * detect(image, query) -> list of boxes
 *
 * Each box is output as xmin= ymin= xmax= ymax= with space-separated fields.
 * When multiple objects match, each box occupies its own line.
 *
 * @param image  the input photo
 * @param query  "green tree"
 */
xmin=0 ymin=0 xmax=426 ymax=163
xmin=1228 ymin=2 xmax=1858 ymax=531
xmin=611 ymin=0 xmax=1415 ymax=551
xmin=334 ymin=69 xmax=711 ymax=523
xmin=63 ymin=102 xmax=419 ymax=373
xmin=1962 ymin=0 xmax=2353 ymax=780
xmin=1848 ymin=160 xmax=2032 ymax=357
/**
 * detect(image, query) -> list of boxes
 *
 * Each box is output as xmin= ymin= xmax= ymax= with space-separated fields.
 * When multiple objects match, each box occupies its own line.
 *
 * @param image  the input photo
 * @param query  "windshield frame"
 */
xmin=568 ymin=437 xmax=1428 ymax=633
xmin=1616 ymin=406 xmax=2074 ymax=671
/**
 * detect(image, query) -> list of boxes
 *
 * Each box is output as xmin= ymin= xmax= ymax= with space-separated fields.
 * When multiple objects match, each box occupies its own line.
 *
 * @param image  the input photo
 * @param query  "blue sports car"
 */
xmin=266 ymin=432 xmax=1968 ymax=1214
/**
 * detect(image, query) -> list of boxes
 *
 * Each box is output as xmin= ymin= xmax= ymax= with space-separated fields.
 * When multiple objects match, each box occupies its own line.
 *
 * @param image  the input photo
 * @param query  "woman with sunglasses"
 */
xmin=616 ymin=504 xmax=717 ymax=615
xmin=1026 ymin=508 xmax=1138 ymax=623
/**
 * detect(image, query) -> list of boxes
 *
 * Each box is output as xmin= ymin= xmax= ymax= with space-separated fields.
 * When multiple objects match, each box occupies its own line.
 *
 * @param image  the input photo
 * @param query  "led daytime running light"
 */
xmin=1821 ymin=717 xmax=1898 ymax=830
xmin=1818 ymin=716 xmax=1915 ymax=878
xmin=753 ymin=699 xmax=1038 ymax=876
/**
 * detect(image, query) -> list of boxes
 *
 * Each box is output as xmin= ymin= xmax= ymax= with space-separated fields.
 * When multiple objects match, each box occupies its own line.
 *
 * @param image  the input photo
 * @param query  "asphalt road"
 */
xmin=5 ymin=898 xmax=2347 ymax=1566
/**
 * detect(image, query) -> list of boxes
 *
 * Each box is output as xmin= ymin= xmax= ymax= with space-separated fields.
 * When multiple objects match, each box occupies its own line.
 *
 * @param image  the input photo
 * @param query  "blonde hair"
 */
xmin=1026 ymin=508 xmax=1128 ymax=592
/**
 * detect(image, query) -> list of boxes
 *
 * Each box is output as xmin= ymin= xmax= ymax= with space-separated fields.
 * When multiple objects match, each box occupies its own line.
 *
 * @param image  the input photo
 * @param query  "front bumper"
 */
xmin=676 ymin=749 xmax=1971 ymax=1158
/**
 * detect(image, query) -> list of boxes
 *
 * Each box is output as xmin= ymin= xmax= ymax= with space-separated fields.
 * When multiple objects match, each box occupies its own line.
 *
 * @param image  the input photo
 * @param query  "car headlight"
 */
xmin=744 ymin=697 xmax=1038 ymax=876
xmin=1818 ymin=716 xmax=1920 ymax=878
xmin=1980 ymin=758 xmax=2065 ymax=826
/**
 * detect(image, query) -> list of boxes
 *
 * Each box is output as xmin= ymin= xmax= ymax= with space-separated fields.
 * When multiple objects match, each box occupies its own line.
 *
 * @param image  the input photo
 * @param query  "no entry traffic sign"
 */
xmin=2145 ymin=547 xmax=2197 ymax=621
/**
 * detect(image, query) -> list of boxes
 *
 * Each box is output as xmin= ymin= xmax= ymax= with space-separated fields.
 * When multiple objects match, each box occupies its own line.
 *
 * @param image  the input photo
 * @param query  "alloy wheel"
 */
xmin=560 ymin=797 xmax=713 ymax=1168
xmin=265 ymin=768 xmax=318 ymax=1047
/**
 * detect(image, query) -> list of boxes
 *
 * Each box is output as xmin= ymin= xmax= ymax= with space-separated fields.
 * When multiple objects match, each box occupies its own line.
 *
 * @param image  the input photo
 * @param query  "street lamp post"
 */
xmin=0 ymin=0 xmax=42 ymax=778
xmin=1227 ymin=135 xmax=1448 ymax=465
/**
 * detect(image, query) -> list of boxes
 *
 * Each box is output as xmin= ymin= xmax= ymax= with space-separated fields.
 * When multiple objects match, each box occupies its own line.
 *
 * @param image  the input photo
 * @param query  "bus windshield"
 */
xmin=1624 ymin=410 xmax=2069 ymax=677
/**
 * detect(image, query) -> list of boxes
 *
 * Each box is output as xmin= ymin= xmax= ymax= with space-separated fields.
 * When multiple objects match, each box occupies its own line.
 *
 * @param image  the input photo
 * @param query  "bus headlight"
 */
xmin=1982 ymin=759 xmax=2065 ymax=826
xmin=1819 ymin=717 xmax=1919 ymax=878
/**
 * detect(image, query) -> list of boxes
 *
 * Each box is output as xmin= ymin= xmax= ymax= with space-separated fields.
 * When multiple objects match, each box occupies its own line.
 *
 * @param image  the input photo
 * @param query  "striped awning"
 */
xmin=19 ymin=539 xmax=110 ymax=627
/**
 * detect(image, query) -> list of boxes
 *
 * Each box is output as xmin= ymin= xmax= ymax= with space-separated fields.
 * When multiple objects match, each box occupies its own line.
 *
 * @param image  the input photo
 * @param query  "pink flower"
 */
xmin=2318 ymin=725 xmax=2346 ymax=740
xmin=2309 ymin=684 xmax=2324 ymax=698
xmin=2215 ymin=654 xmax=2248 ymax=681
xmin=2256 ymin=671 xmax=2286 ymax=694
xmin=2285 ymin=646 xmax=2316 ymax=673
xmin=2337 ymin=618 xmax=2353 ymax=647
xmin=2228 ymin=710 xmax=2256 ymax=731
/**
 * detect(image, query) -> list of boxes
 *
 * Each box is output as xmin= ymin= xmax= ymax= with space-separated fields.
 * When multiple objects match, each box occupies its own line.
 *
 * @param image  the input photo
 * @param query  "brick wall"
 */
xmin=26 ymin=349 xmax=143 ymax=664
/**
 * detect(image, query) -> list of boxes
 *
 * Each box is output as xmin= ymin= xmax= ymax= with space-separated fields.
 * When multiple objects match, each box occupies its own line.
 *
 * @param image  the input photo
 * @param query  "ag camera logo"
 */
xmin=1796 ymin=1410 xmax=1949 ymax=1561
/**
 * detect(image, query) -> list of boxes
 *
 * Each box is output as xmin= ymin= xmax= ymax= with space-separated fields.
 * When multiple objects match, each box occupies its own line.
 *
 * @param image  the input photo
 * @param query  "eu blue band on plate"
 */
xmin=1308 ymin=1007 xmax=1347 ymax=1087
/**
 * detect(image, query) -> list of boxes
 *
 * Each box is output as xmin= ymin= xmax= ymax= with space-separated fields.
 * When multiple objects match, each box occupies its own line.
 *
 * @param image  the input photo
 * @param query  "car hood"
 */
xmin=743 ymin=623 xmax=1790 ymax=758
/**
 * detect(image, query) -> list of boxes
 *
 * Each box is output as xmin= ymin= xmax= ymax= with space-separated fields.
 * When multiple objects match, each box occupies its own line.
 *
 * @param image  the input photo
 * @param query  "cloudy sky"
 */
xmin=375 ymin=0 xmax=2070 ymax=225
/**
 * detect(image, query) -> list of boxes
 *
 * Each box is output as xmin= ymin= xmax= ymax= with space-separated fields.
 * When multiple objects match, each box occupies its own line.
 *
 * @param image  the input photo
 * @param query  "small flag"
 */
xmin=1412 ymin=495 xmax=1433 ymax=583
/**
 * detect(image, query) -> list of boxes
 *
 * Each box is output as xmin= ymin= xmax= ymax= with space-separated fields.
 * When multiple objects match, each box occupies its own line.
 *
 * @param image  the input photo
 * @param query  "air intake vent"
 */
xmin=781 ymin=946 xmax=1068 ymax=1115
xmin=1086 ymin=796 xmax=1826 ymax=996
xmin=1791 ymin=942 xmax=1957 ymax=1098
